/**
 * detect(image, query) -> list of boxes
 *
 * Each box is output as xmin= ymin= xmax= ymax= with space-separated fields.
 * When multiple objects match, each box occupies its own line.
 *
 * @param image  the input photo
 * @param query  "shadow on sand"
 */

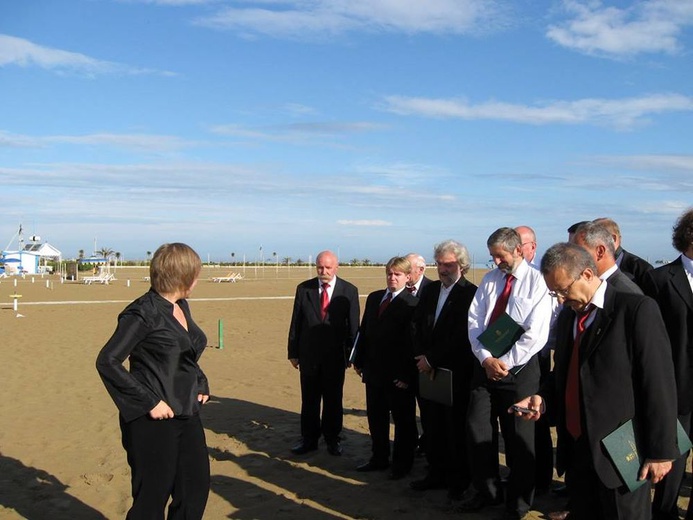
xmin=0 ymin=452 xmax=107 ymax=520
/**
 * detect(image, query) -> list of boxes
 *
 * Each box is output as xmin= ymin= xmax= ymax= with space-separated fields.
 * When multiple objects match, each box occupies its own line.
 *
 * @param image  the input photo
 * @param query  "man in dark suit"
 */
xmin=571 ymin=221 xmax=642 ymax=295
xmin=405 ymin=253 xmax=432 ymax=297
xmin=463 ymin=228 xmax=552 ymax=520
xmin=514 ymin=242 xmax=678 ymax=520
xmin=516 ymin=225 xmax=554 ymax=496
xmin=410 ymin=240 xmax=478 ymax=500
xmin=644 ymin=208 xmax=693 ymax=520
xmin=287 ymin=250 xmax=360 ymax=456
xmin=405 ymin=252 xmax=432 ymax=455
xmin=593 ymin=217 xmax=653 ymax=288
xmin=353 ymin=256 xmax=419 ymax=479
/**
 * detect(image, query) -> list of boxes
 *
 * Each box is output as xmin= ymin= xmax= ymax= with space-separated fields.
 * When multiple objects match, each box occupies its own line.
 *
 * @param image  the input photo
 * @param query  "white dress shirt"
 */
xmin=468 ymin=259 xmax=552 ymax=370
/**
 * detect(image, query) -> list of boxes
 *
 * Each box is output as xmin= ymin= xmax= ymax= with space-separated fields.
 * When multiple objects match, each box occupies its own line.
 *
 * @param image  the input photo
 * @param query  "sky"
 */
xmin=1 ymin=0 xmax=692 ymax=265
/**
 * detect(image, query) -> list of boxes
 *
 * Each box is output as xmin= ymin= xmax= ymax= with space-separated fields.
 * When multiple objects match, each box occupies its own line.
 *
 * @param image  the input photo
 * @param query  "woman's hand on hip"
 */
xmin=149 ymin=400 xmax=174 ymax=420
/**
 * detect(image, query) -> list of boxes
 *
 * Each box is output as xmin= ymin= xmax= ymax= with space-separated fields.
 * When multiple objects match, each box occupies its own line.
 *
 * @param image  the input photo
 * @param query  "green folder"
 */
xmin=477 ymin=312 xmax=525 ymax=358
xmin=601 ymin=419 xmax=692 ymax=493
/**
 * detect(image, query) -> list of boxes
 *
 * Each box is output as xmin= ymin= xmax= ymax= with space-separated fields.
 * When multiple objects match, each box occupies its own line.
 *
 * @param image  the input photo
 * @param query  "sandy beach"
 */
xmin=0 ymin=266 xmax=687 ymax=519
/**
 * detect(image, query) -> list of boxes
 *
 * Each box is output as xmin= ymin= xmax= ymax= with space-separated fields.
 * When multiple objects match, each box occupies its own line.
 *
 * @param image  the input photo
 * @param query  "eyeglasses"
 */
xmin=548 ymin=277 xmax=579 ymax=298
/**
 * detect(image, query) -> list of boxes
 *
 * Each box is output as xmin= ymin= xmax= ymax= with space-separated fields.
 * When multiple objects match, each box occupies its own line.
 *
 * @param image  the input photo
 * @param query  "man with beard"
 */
xmin=288 ymin=250 xmax=360 ymax=457
xmin=461 ymin=227 xmax=552 ymax=520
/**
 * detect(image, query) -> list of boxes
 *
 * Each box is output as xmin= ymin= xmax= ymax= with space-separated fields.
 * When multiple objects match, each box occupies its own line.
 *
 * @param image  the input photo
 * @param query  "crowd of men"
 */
xmin=287 ymin=208 xmax=693 ymax=520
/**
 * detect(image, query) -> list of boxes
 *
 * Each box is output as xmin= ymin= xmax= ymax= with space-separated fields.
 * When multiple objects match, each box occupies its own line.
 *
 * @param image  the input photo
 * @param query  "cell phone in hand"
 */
xmin=511 ymin=404 xmax=536 ymax=415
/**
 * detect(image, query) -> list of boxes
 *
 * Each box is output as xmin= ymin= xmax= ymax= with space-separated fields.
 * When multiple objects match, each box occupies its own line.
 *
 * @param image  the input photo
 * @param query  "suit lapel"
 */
xmin=580 ymin=290 xmax=614 ymax=361
xmin=670 ymin=260 xmax=693 ymax=313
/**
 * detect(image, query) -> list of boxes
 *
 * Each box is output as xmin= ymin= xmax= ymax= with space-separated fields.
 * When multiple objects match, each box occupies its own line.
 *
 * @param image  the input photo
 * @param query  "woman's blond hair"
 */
xmin=150 ymin=243 xmax=202 ymax=294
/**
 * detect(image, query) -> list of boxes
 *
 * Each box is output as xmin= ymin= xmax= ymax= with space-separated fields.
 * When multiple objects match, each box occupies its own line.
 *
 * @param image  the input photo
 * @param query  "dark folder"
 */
xmin=601 ymin=419 xmax=692 ymax=493
xmin=419 ymin=368 xmax=453 ymax=406
xmin=477 ymin=312 xmax=525 ymax=358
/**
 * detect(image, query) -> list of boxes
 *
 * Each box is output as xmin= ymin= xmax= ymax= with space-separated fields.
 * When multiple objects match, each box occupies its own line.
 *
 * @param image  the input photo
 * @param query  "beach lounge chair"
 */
xmin=211 ymin=272 xmax=242 ymax=283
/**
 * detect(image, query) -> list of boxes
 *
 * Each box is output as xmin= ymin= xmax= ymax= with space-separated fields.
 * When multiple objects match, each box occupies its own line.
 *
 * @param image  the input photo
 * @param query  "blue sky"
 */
xmin=1 ymin=0 xmax=692 ymax=265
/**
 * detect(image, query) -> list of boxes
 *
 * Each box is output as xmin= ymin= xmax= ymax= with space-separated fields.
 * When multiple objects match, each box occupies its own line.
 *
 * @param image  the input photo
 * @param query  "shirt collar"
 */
xmin=681 ymin=253 xmax=693 ymax=278
xmin=599 ymin=264 xmax=618 ymax=281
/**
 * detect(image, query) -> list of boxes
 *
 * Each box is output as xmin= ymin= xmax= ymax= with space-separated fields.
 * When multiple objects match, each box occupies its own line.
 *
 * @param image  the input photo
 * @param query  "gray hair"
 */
xmin=541 ymin=242 xmax=597 ymax=279
xmin=433 ymin=240 xmax=471 ymax=274
xmin=574 ymin=221 xmax=616 ymax=259
xmin=487 ymin=227 xmax=521 ymax=253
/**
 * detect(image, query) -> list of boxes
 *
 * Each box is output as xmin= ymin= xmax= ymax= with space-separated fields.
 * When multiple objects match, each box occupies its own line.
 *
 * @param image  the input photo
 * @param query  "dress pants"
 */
xmin=420 ymin=371 xmax=472 ymax=493
xmin=467 ymin=356 xmax=539 ymax=516
xmin=567 ymin=435 xmax=651 ymax=520
xmin=652 ymin=412 xmax=692 ymax=520
xmin=120 ymin=413 xmax=210 ymax=520
xmin=299 ymin=364 xmax=345 ymax=443
xmin=535 ymin=351 xmax=554 ymax=491
xmin=365 ymin=381 xmax=417 ymax=471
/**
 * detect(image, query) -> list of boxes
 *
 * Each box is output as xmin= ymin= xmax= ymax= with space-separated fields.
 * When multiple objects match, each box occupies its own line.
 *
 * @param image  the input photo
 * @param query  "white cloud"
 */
xmin=209 ymin=121 xmax=385 ymax=145
xmin=195 ymin=0 xmax=505 ymax=38
xmin=594 ymin=154 xmax=693 ymax=173
xmin=337 ymin=219 xmax=392 ymax=226
xmin=547 ymin=0 xmax=693 ymax=58
xmin=0 ymin=130 xmax=198 ymax=152
xmin=382 ymin=93 xmax=693 ymax=129
xmin=0 ymin=34 xmax=175 ymax=76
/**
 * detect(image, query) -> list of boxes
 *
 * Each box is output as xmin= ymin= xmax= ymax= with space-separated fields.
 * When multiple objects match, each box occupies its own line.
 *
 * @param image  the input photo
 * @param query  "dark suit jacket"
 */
xmin=642 ymin=256 xmax=693 ymax=415
xmin=617 ymin=248 xmax=653 ymax=288
xmin=548 ymin=285 xmax=679 ymax=488
xmin=413 ymin=276 xmax=432 ymax=298
xmin=287 ymin=276 xmax=360 ymax=376
xmin=413 ymin=278 xmax=478 ymax=375
xmin=353 ymin=289 xmax=418 ymax=386
xmin=605 ymin=268 xmax=642 ymax=295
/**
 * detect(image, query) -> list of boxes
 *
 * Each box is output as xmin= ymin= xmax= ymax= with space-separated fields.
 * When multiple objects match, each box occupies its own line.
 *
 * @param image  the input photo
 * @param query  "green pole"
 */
xmin=218 ymin=319 xmax=224 ymax=349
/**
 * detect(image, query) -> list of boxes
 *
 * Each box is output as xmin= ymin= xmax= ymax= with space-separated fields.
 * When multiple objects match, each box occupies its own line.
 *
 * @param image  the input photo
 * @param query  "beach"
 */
xmin=0 ymin=266 xmax=684 ymax=519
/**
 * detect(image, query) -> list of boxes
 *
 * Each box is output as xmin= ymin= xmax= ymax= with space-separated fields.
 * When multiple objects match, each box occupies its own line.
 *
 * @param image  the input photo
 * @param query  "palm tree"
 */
xmin=98 ymin=247 xmax=114 ymax=259
xmin=146 ymin=251 xmax=152 ymax=265
xmin=78 ymin=249 xmax=85 ymax=259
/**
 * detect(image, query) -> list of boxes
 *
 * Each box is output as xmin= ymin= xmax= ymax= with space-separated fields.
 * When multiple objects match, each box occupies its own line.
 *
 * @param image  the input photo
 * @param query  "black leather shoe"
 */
xmin=455 ymin=492 xmax=502 ymax=512
xmin=409 ymin=476 xmax=447 ymax=491
xmin=356 ymin=460 xmax=389 ymax=472
xmin=291 ymin=440 xmax=318 ymax=455
xmin=326 ymin=440 xmax=342 ymax=456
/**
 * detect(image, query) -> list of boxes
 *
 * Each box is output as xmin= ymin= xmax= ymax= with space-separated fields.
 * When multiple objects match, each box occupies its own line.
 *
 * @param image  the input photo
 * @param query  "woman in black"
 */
xmin=96 ymin=243 xmax=210 ymax=520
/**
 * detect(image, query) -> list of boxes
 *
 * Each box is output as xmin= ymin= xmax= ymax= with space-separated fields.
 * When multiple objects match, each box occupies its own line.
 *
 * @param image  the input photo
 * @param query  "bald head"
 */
xmin=515 ymin=225 xmax=537 ymax=263
xmin=405 ymin=253 xmax=426 ymax=284
xmin=315 ymin=250 xmax=339 ymax=283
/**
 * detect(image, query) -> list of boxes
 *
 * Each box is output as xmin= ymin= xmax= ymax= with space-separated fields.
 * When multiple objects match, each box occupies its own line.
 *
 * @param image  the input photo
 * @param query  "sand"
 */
xmin=0 ymin=266 xmax=685 ymax=519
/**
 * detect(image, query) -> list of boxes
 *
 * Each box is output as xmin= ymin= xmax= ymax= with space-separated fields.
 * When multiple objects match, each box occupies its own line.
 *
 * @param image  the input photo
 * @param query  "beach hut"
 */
xmin=1 ymin=250 xmax=40 ymax=275
xmin=23 ymin=241 xmax=62 ymax=273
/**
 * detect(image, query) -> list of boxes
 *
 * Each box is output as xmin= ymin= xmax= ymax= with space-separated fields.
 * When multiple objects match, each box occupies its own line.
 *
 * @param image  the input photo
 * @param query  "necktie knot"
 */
xmin=406 ymin=285 xmax=416 ymax=294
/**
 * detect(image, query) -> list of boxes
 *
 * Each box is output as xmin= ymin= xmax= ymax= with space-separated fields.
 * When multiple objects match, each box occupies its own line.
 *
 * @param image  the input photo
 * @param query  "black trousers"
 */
xmin=467 ymin=357 xmax=539 ymax=516
xmin=420 ymin=372 xmax=472 ymax=493
xmin=652 ymin=411 xmax=692 ymax=520
xmin=567 ymin=435 xmax=651 ymax=520
xmin=535 ymin=351 xmax=554 ymax=490
xmin=299 ymin=365 xmax=345 ymax=443
xmin=365 ymin=382 xmax=417 ymax=471
xmin=120 ymin=414 xmax=210 ymax=520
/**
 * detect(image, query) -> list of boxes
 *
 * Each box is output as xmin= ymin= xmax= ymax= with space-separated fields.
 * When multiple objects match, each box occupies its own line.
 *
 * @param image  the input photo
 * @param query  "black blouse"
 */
xmin=96 ymin=289 xmax=208 ymax=423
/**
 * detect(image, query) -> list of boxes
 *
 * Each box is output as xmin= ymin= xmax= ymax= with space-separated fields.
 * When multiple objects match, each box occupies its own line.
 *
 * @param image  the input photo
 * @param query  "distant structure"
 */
xmin=1 ymin=224 xmax=62 ymax=275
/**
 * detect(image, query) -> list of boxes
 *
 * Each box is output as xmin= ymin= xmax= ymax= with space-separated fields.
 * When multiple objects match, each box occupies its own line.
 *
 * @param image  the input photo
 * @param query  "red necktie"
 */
xmin=489 ymin=274 xmax=514 ymax=325
xmin=378 ymin=292 xmax=392 ymax=317
xmin=565 ymin=307 xmax=592 ymax=439
xmin=320 ymin=283 xmax=330 ymax=321
xmin=406 ymin=285 xmax=416 ymax=294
